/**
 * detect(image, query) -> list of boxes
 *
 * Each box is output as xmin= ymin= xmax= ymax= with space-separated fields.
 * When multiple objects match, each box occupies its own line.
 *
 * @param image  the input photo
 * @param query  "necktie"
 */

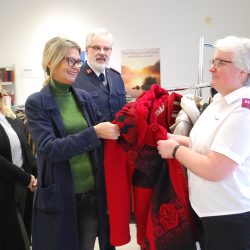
xmin=99 ymin=73 xmax=107 ymax=87
xmin=99 ymin=73 xmax=105 ymax=81
xmin=99 ymin=73 xmax=107 ymax=86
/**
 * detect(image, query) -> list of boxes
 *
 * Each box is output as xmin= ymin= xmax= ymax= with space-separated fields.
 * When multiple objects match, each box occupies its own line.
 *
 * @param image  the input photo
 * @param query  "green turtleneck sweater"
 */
xmin=50 ymin=80 xmax=94 ymax=193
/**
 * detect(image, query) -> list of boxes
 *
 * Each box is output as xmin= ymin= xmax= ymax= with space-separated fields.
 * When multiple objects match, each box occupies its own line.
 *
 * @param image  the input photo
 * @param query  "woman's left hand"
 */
xmin=157 ymin=139 xmax=179 ymax=159
xmin=28 ymin=174 xmax=37 ymax=192
xmin=94 ymin=122 xmax=120 ymax=140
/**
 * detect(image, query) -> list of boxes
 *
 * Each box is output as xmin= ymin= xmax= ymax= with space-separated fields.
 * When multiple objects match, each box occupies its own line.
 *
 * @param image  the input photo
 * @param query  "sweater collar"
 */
xmin=50 ymin=79 xmax=71 ymax=94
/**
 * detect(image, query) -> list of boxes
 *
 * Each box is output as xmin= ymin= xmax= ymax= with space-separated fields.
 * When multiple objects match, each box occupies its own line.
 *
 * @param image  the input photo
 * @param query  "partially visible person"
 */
xmin=73 ymin=28 xmax=126 ymax=122
xmin=73 ymin=28 xmax=126 ymax=250
xmin=0 ymin=84 xmax=37 ymax=250
xmin=157 ymin=35 xmax=250 ymax=250
xmin=25 ymin=37 xmax=120 ymax=250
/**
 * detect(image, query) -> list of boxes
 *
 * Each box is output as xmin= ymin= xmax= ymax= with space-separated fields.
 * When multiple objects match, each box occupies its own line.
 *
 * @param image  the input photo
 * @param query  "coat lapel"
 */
xmin=83 ymin=62 xmax=109 ymax=94
xmin=41 ymin=85 xmax=66 ymax=138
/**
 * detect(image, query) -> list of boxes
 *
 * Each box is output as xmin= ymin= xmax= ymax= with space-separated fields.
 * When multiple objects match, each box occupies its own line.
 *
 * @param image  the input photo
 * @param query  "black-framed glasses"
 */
xmin=88 ymin=46 xmax=112 ymax=53
xmin=209 ymin=59 xmax=233 ymax=68
xmin=64 ymin=57 xmax=84 ymax=68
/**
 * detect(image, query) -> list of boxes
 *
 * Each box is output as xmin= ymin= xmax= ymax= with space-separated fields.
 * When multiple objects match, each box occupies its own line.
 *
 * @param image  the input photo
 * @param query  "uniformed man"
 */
xmin=73 ymin=28 xmax=126 ymax=250
xmin=73 ymin=28 xmax=126 ymax=122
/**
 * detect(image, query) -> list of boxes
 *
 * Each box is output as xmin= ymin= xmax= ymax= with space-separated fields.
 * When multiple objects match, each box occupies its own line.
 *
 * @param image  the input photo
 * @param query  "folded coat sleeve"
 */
xmin=104 ymin=139 xmax=131 ymax=246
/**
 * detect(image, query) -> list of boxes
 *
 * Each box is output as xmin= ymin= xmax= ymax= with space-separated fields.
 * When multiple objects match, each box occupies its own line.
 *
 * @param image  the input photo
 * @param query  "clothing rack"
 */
xmin=197 ymin=37 xmax=214 ymax=96
xmin=166 ymin=82 xmax=211 ymax=92
xmin=167 ymin=37 xmax=213 ymax=95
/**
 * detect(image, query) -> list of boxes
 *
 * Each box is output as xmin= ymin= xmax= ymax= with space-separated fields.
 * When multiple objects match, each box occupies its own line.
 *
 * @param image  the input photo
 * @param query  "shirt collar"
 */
xmin=224 ymin=86 xmax=250 ymax=104
xmin=86 ymin=61 xmax=105 ymax=78
xmin=213 ymin=86 xmax=250 ymax=105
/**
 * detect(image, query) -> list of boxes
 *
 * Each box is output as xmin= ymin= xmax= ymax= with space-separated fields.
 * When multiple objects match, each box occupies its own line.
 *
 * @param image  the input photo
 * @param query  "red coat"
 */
xmin=105 ymin=85 xmax=197 ymax=250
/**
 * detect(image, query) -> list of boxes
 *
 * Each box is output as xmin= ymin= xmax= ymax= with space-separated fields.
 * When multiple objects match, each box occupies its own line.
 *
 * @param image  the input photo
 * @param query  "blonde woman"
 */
xmin=0 ymin=84 xmax=37 ymax=250
xmin=25 ymin=37 xmax=120 ymax=250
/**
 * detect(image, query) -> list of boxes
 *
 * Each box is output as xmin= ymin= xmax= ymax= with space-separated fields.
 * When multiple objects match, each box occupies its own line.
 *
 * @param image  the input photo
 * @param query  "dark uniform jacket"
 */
xmin=73 ymin=61 xmax=126 ymax=121
xmin=25 ymin=85 xmax=109 ymax=250
xmin=0 ymin=116 xmax=37 ymax=250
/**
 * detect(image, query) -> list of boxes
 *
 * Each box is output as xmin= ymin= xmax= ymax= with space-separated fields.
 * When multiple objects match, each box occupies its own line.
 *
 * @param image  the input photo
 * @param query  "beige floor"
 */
xmin=94 ymin=223 xmax=140 ymax=250
xmin=94 ymin=223 xmax=202 ymax=250
xmin=30 ymin=223 xmax=200 ymax=250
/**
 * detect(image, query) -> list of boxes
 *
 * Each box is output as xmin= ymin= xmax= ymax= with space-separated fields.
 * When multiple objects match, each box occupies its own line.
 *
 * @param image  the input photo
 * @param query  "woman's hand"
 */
xmin=94 ymin=122 xmax=120 ymax=140
xmin=157 ymin=139 xmax=179 ymax=159
xmin=28 ymin=174 xmax=37 ymax=192
xmin=167 ymin=133 xmax=189 ymax=147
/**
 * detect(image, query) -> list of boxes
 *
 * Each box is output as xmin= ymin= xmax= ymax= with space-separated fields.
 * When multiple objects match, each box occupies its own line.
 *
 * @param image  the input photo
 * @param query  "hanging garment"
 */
xmin=104 ymin=84 xmax=197 ymax=250
xmin=170 ymin=94 xmax=201 ymax=136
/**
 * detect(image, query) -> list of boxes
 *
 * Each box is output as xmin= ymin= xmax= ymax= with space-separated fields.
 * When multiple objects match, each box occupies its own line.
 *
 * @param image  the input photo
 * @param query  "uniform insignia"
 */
xmin=242 ymin=98 xmax=250 ymax=109
xmin=86 ymin=68 xmax=92 ymax=75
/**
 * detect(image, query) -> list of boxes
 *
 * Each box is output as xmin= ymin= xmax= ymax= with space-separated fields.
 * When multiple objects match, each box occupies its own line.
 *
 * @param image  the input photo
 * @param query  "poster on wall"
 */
xmin=121 ymin=48 xmax=160 ymax=101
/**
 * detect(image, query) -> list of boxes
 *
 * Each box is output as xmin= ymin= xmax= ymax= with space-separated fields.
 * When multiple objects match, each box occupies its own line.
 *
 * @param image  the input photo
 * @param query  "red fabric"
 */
xmin=133 ymin=187 xmax=153 ymax=246
xmin=104 ymin=140 xmax=132 ymax=245
xmin=104 ymin=85 xmax=197 ymax=249
xmin=148 ymin=160 xmax=197 ymax=250
xmin=168 ymin=158 xmax=196 ymax=231
xmin=167 ymin=92 xmax=182 ymax=127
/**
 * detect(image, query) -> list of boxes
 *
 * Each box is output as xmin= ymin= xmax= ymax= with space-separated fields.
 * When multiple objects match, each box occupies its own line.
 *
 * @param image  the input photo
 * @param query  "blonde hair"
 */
xmin=42 ymin=36 xmax=81 ymax=85
xmin=0 ymin=81 xmax=16 ymax=119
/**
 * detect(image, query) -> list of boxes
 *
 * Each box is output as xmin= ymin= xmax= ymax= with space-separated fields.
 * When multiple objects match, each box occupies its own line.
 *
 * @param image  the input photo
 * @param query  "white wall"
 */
xmin=1 ymin=0 xmax=250 ymax=104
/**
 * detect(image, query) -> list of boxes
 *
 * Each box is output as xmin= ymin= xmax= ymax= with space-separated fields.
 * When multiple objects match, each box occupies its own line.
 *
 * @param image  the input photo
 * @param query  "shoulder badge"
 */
xmin=242 ymin=98 xmax=250 ymax=109
xmin=86 ymin=68 xmax=93 ymax=75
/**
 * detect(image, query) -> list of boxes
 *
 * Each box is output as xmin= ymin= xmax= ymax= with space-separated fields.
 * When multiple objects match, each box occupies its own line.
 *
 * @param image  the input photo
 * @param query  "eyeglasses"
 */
xmin=88 ymin=46 xmax=112 ymax=53
xmin=64 ymin=57 xmax=84 ymax=68
xmin=209 ymin=59 xmax=233 ymax=68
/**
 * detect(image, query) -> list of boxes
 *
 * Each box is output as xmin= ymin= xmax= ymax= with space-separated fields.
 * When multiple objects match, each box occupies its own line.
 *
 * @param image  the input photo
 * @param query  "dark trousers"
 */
xmin=201 ymin=211 xmax=250 ymax=250
xmin=75 ymin=191 xmax=116 ymax=250
xmin=76 ymin=190 xmax=98 ymax=250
